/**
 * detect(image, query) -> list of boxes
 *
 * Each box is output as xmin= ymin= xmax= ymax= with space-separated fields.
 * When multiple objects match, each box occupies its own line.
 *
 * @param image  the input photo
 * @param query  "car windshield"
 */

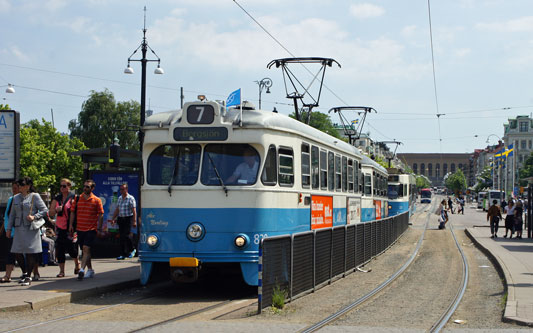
xmin=490 ymin=192 xmax=501 ymax=199
xmin=421 ymin=190 xmax=431 ymax=198
xmin=147 ymin=144 xmax=201 ymax=185
xmin=201 ymin=144 xmax=260 ymax=186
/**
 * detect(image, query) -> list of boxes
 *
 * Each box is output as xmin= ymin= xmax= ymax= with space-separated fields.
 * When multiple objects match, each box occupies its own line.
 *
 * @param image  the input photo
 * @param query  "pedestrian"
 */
xmin=6 ymin=177 xmax=48 ymax=286
xmin=112 ymin=183 xmax=137 ymax=260
xmin=436 ymin=199 xmax=448 ymax=229
xmin=49 ymin=178 xmax=80 ymax=277
xmin=0 ymin=181 xmax=26 ymax=283
xmin=448 ymin=197 xmax=454 ymax=214
xmin=458 ymin=196 xmax=465 ymax=214
xmin=514 ymin=200 xmax=524 ymax=239
xmin=69 ymin=179 xmax=104 ymax=281
xmin=504 ymin=200 xmax=515 ymax=238
xmin=501 ymin=198 xmax=507 ymax=212
xmin=487 ymin=200 xmax=502 ymax=238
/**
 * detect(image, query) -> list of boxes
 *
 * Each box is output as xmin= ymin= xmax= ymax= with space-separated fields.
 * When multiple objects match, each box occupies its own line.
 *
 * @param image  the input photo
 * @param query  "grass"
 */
xmin=272 ymin=284 xmax=288 ymax=310
xmin=501 ymin=291 xmax=508 ymax=310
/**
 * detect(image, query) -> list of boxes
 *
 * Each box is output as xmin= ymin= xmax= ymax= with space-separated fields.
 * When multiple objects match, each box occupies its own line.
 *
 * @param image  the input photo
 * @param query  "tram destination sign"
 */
xmin=0 ymin=110 xmax=20 ymax=181
xmin=174 ymin=127 xmax=228 ymax=141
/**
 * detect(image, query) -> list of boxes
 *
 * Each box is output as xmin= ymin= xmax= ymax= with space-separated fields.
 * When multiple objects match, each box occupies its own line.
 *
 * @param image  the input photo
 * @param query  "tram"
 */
xmin=420 ymin=188 xmax=432 ymax=203
xmin=138 ymin=99 xmax=389 ymax=286
xmin=387 ymin=170 xmax=417 ymax=216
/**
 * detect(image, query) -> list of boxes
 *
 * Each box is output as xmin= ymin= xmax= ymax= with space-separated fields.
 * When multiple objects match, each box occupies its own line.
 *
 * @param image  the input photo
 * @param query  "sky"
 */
xmin=1 ymin=0 xmax=533 ymax=154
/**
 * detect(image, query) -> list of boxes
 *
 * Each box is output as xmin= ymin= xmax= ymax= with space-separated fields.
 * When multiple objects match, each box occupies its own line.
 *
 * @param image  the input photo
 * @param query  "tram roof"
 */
xmin=361 ymin=154 xmax=387 ymax=173
xmin=144 ymin=105 xmax=364 ymax=158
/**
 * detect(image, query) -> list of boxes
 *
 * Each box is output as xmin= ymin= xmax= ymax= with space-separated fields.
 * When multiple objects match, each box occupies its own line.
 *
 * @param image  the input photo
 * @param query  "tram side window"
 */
xmin=301 ymin=143 xmax=310 ymax=188
xmin=311 ymin=146 xmax=319 ymax=189
xmin=279 ymin=147 xmax=294 ymax=187
xmin=373 ymin=172 xmax=377 ymax=196
xmin=335 ymin=155 xmax=341 ymax=191
xmin=364 ymin=174 xmax=372 ymax=196
xmin=147 ymin=144 xmax=201 ymax=185
xmin=201 ymin=144 xmax=260 ymax=186
xmin=348 ymin=159 xmax=354 ymax=192
xmin=328 ymin=152 xmax=334 ymax=191
xmin=320 ymin=150 xmax=328 ymax=190
xmin=261 ymin=145 xmax=277 ymax=186
xmin=359 ymin=164 xmax=364 ymax=193
xmin=354 ymin=161 xmax=359 ymax=193
xmin=342 ymin=156 xmax=347 ymax=192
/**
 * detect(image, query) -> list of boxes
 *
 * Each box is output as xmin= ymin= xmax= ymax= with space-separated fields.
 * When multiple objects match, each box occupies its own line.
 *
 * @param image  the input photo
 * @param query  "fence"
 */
xmin=258 ymin=212 xmax=409 ymax=312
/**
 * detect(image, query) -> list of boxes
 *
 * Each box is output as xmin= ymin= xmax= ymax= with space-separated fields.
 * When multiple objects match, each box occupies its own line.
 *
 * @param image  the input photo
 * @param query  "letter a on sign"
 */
xmin=0 ymin=115 xmax=6 ymax=128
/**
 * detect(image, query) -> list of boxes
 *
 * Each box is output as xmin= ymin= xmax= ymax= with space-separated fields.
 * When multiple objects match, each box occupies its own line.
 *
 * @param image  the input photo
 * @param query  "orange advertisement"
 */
xmin=311 ymin=195 xmax=333 ymax=229
xmin=374 ymin=200 xmax=382 ymax=220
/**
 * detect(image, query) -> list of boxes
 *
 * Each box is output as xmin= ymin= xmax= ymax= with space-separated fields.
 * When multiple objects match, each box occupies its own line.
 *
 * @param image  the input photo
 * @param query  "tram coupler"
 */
xmin=169 ymin=257 xmax=200 ymax=283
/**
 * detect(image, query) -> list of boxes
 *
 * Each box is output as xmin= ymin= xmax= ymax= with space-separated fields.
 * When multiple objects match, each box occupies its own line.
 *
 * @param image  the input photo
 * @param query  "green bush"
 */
xmin=272 ymin=284 xmax=288 ymax=310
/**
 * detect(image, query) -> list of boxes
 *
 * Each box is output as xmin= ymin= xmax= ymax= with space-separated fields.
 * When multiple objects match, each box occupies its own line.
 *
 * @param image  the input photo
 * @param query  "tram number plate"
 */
xmin=187 ymin=105 xmax=215 ymax=124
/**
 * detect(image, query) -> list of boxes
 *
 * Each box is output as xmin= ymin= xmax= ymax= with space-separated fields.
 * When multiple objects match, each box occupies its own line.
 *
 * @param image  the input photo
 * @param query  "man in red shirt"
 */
xmin=69 ymin=180 xmax=104 ymax=280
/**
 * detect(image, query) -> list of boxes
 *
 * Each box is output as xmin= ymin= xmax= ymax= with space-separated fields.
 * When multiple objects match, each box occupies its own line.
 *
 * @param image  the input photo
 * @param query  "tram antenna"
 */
xmin=328 ymin=106 xmax=377 ymax=145
xmin=378 ymin=140 xmax=403 ymax=168
xmin=267 ymin=57 xmax=340 ymax=124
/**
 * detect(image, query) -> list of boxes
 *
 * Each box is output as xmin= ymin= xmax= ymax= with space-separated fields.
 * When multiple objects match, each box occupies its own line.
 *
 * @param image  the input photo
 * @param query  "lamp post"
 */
xmin=124 ymin=7 xmax=164 ymax=149
xmin=254 ymin=78 xmax=272 ymax=109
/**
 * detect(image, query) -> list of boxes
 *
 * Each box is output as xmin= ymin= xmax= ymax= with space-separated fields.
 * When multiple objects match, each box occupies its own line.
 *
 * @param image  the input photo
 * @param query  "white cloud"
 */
xmin=349 ymin=3 xmax=385 ymax=19
xmin=9 ymin=45 xmax=31 ymax=62
xmin=476 ymin=16 xmax=533 ymax=32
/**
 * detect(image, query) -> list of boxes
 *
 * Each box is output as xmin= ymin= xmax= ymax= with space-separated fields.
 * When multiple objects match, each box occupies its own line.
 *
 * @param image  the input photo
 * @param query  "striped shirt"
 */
xmin=117 ymin=193 xmax=136 ymax=217
xmin=72 ymin=193 xmax=104 ymax=232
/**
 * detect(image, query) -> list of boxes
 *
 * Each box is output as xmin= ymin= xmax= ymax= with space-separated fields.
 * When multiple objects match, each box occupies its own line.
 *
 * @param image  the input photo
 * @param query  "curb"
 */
xmin=464 ymin=228 xmax=533 ymax=327
xmin=1 ymin=278 xmax=140 ymax=312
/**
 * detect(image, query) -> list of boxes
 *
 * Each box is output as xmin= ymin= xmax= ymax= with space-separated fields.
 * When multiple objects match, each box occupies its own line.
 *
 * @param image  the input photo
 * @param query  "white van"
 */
xmin=477 ymin=192 xmax=486 ymax=209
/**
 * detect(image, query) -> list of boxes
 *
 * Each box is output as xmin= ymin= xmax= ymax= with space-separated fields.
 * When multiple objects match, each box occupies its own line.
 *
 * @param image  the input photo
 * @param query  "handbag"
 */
xmin=29 ymin=194 xmax=46 ymax=231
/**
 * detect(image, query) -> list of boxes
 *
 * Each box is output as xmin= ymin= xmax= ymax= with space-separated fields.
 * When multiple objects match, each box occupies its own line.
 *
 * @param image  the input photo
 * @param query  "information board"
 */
xmin=0 ymin=111 xmax=19 ymax=181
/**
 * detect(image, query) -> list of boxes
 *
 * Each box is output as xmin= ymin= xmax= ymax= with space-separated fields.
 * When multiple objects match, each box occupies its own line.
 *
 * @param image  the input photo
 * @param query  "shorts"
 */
xmin=77 ymin=230 xmax=96 ymax=248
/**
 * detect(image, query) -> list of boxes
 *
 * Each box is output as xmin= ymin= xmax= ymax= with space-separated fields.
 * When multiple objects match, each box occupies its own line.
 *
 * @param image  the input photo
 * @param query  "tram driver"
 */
xmin=226 ymin=148 xmax=259 ymax=185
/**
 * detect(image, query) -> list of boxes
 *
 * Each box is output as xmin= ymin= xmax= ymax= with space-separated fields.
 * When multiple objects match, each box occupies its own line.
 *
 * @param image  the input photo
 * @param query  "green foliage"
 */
xmin=0 ymin=104 xmax=11 ymax=110
xmin=415 ymin=175 xmax=431 ymax=189
xmin=21 ymin=119 xmax=86 ymax=193
xmin=445 ymin=169 xmax=467 ymax=195
xmin=271 ymin=284 xmax=288 ymax=310
xmin=519 ymin=153 xmax=533 ymax=186
xmin=474 ymin=166 xmax=493 ymax=192
xmin=290 ymin=111 xmax=343 ymax=139
xmin=69 ymin=89 xmax=140 ymax=150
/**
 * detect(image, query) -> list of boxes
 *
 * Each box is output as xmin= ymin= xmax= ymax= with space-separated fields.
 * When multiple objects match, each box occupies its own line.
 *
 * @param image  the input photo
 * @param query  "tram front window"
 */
xmin=147 ymin=144 xmax=201 ymax=185
xmin=201 ymin=144 xmax=260 ymax=186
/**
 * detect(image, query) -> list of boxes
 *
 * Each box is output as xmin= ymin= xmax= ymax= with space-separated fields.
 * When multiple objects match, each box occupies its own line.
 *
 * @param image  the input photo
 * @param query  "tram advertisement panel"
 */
xmin=311 ymin=195 xmax=333 ymax=229
xmin=346 ymin=197 xmax=361 ymax=224
xmin=374 ymin=200 xmax=382 ymax=220
xmin=91 ymin=172 xmax=140 ymax=233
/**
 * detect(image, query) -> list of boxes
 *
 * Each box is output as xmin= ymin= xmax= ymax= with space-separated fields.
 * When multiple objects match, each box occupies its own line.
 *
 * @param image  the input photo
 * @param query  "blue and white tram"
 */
xmin=139 ymin=100 xmax=372 ymax=286
xmin=387 ymin=170 xmax=416 ymax=216
xmin=360 ymin=155 xmax=388 ymax=222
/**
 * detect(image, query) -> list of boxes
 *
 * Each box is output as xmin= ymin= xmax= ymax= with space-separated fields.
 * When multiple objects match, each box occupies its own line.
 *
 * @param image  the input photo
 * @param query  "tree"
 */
xmin=474 ymin=166 xmax=493 ymax=192
xmin=445 ymin=169 xmax=467 ymax=195
xmin=416 ymin=175 xmax=431 ymax=190
xmin=21 ymin=119 xmax=86 ymax=193
xmin=0 ymin=104 xmax=11 ymax=110
xmin=290 ymin=111 xmax=343 ymax=139
xmin=69 ymin=89 xmax=141 ymax=150
xmin=519 ymin=152 xmax=533 ymax=186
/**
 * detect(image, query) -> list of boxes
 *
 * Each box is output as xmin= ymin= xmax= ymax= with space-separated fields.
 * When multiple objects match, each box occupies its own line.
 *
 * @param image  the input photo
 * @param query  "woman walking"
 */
xmin=514 ymin=200 xmax=524 ymax=239
xmin=6 ymin=177 xmax=48 ymax=286
xmin=49 ymin=178 xmax=80 ymax=277
xmin=504 ymin=200 xmax=515 ymax=238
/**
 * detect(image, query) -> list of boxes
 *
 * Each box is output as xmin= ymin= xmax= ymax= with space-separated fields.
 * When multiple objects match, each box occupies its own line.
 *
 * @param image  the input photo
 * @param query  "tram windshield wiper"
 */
xmin=168 ymin=148 xmax=181 ymax=196
xmin=206 ymin=152 xmax=228 ymax=197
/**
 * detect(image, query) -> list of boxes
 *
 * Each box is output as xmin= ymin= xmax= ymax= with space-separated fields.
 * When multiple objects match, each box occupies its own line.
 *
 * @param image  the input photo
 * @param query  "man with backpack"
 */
xmin=487 ymin=199 xmax=502 ymax=238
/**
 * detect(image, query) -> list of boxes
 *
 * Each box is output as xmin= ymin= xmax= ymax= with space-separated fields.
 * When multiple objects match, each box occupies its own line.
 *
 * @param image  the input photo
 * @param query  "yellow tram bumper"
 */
xmin=169 ymin=257 xmax=200 ymax=283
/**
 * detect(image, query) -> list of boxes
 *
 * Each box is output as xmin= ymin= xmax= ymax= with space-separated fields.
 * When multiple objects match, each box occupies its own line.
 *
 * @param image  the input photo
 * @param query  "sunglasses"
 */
xmin=83 ymin=185 xmax=91 ymax=188
xmin=60 ymin=184 xmax=69 ymax=188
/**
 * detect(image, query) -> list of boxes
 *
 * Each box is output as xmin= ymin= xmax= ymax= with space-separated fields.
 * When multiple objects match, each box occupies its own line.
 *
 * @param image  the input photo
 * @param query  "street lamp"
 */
xmin=254 ymin=78 xmax=272 ymax=109
xmin=124 ymin=6 xmax=164 ymax=149
xmin=5 ymin=84 xmax=15 ymax=94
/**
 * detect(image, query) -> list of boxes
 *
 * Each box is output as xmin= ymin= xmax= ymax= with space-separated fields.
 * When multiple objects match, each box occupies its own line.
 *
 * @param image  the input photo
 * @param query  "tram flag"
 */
xmin=226 ymin=88 xmax=241 ymax=108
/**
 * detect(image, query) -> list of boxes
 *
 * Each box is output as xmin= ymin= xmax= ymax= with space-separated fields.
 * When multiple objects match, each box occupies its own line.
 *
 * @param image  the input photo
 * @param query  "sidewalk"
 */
xmin=465 ymin=219 xmax=533 ymax=326
xmin=0 ymin=258 xmax=140 ymax=311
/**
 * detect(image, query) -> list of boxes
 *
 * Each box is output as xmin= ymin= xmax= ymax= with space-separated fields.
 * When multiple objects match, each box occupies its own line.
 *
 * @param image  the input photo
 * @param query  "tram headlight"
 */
xmin=147 ymin=234 xmax=159 ymax=248
xmin=388 ymin=205 xmax=392 ymax=210
xmin=187 ymin=223 xmax=205 ymax=241
xmin=234 ymin=234 xmax=249 ymax=248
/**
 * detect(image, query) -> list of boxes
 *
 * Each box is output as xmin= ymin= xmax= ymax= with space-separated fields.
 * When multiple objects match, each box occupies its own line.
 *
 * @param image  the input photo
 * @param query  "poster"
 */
xmin=374 ymin=200 xmax=382 ymax=220
xmin=311 ymin=195 xmax=333 ymax=229
xmin=91 ymin=172 xmax=139 ymax=233
xmin=346 ymin=197 xmax=361 ymax=224
xmin=0 ymin=111 xmax=18 ymax=181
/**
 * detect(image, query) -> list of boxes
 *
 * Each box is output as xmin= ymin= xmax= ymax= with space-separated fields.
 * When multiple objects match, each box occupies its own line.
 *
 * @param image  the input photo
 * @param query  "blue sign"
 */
xmin=226 ymin=88 xmax=241 ymax=107
xmin=92 ymin=172 xmax=139 ymax=233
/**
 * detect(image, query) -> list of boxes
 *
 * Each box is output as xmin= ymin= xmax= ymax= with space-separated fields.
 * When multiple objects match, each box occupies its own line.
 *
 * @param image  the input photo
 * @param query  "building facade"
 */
xmin=503 ymin=115 xmax=533 ymax=195
xmin=397 ymin=153 xmax=473 ymax=187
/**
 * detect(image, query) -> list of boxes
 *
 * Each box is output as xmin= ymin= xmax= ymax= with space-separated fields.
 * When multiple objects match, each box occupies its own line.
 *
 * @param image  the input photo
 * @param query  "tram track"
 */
xmin=299 ymin=199 xmax=469 ymax=332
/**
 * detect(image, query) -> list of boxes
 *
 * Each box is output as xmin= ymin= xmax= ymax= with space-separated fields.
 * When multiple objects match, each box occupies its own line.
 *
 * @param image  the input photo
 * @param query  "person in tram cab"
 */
xmin=226 ymin=148 xmax=259 ymax=185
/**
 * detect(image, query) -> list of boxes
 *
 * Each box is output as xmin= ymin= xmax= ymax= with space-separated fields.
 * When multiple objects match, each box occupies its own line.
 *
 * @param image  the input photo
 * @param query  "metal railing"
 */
xmin=258 ymin=212 xmax=409 ymax=312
